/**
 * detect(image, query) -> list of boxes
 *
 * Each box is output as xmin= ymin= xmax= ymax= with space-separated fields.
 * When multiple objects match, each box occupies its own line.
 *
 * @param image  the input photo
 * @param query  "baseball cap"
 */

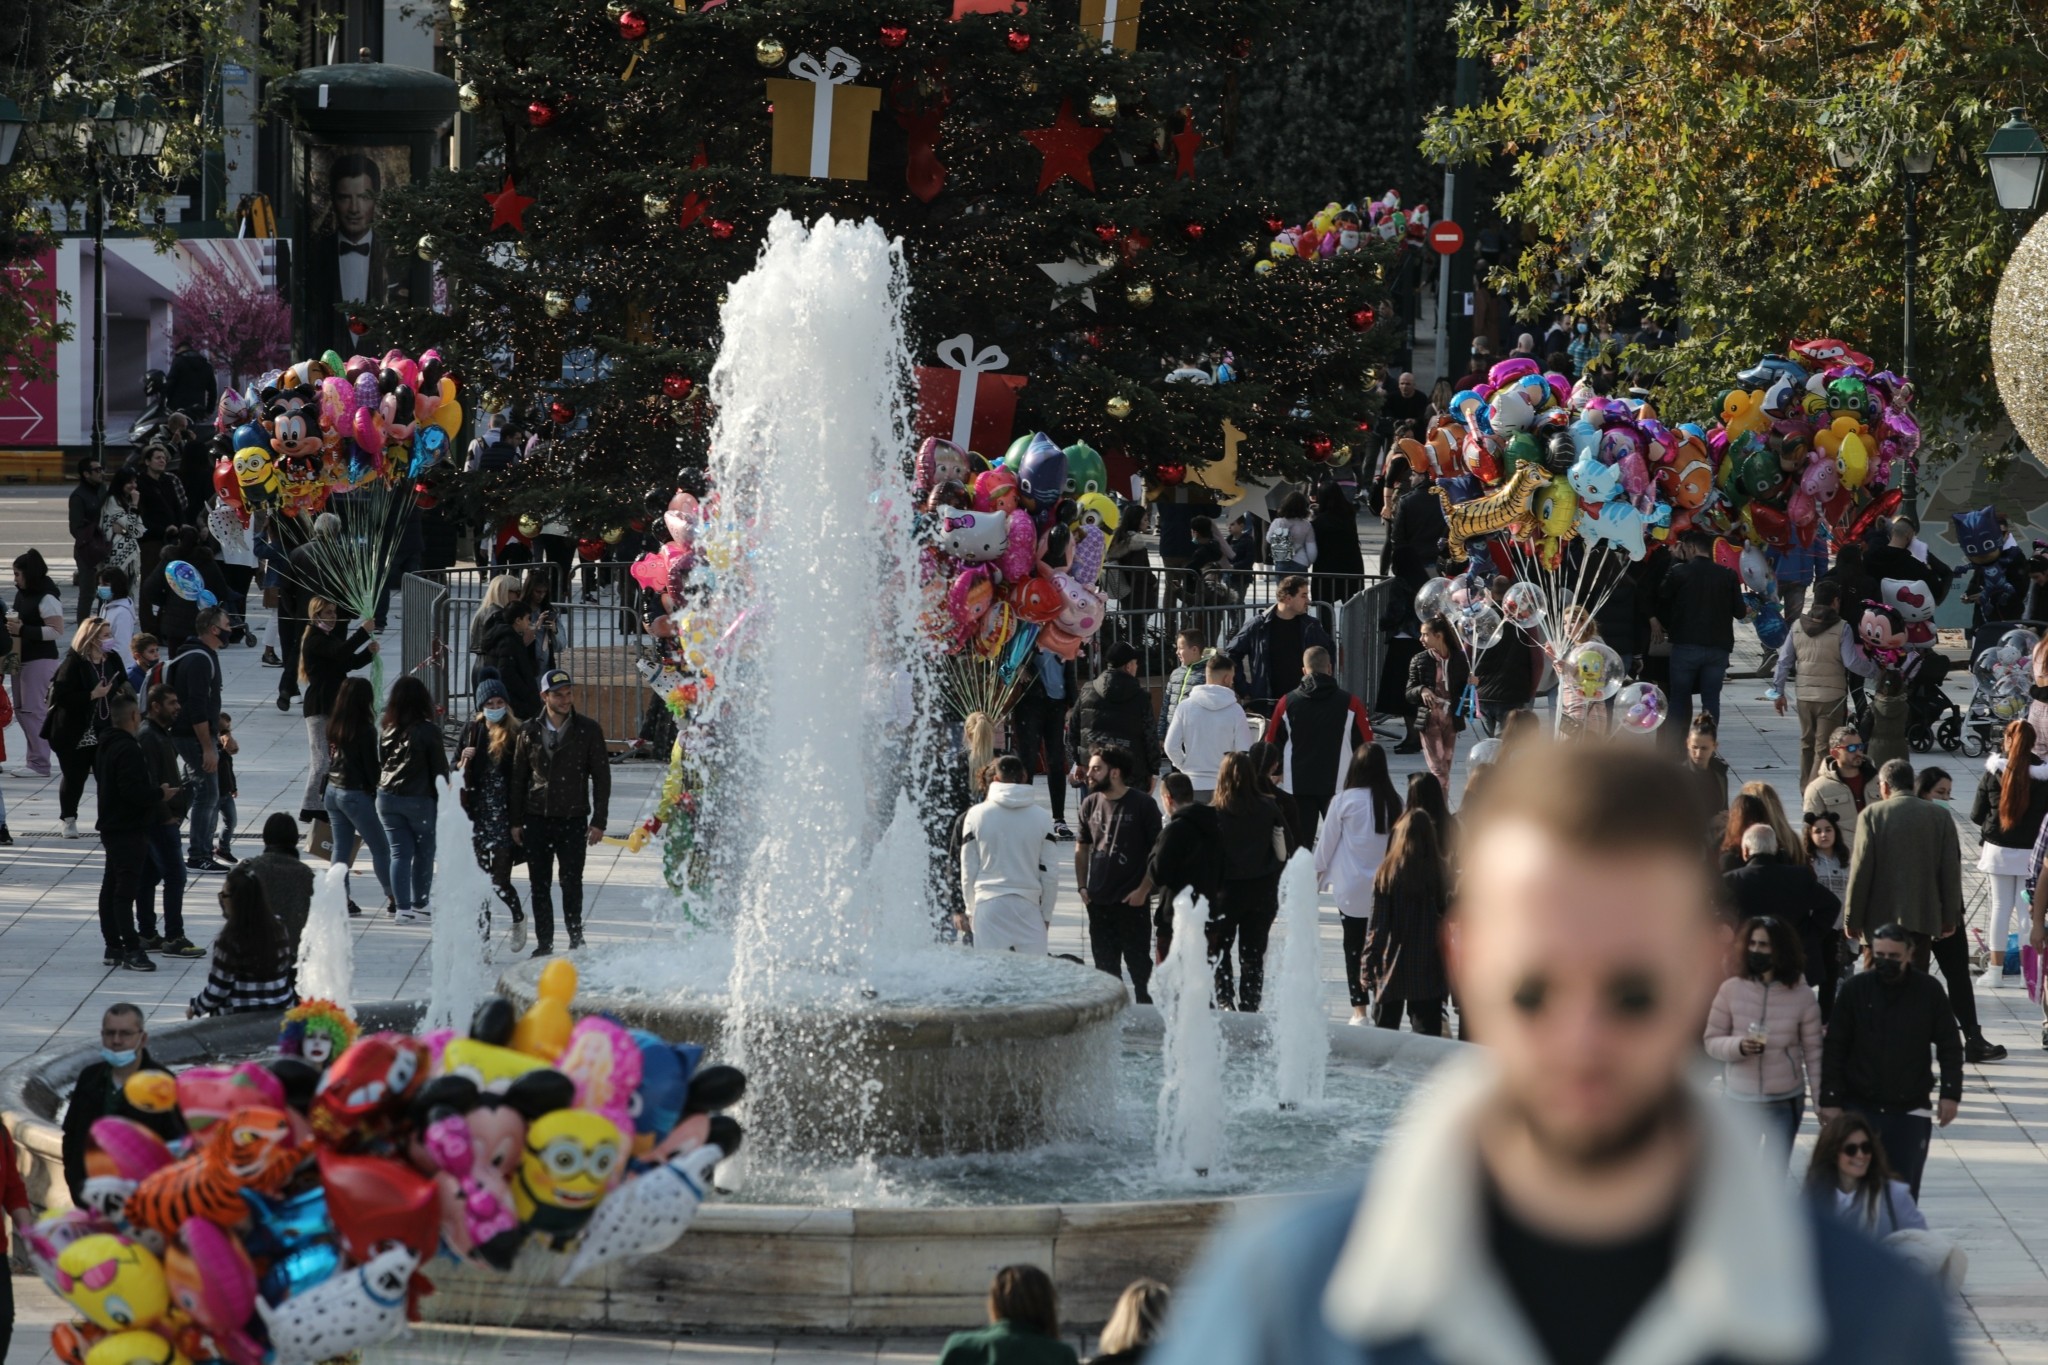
xmin=542 ymin=668 xmax=573 ymax=692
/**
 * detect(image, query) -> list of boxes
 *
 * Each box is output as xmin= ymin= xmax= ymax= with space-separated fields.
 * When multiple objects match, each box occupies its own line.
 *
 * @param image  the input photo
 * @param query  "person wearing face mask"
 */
xmin=1819 ymin=925 xmax=1964 ymax=1201
xmin=1566 ymin=318 xmax=1600 ymax=376
xmin=1845 ymin=758 xmax=2003 ymax=1063
xmin=94 ymin=564 xmax=139 ymax=669
xmin=457 ymin=672 xmax=528 ymax=951
xmin=1703 ymin=914 xmax=1823 ymax=1165
xmin=61 ymin=1003 xmax=182 ymax=1206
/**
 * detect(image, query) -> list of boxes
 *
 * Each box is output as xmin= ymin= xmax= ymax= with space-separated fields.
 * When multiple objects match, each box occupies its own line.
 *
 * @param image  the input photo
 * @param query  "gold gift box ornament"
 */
xmin=767 ymin=48 xmax=883 ymax=181
xmin=1080 ymin=0 xmax=1141 ymax=52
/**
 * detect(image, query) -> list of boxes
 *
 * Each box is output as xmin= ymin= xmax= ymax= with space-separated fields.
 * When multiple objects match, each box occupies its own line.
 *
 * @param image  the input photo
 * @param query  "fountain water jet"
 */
xmin=425 ymin=776 xmax=500 ymax=1033
xmin=1272 ymin=850 xmax=1329 ymax=1108
xmin=1154 ymin=891 xmax=1225 ymax=1179
xmin=297 ymin=863 xmax=356 ymax=1014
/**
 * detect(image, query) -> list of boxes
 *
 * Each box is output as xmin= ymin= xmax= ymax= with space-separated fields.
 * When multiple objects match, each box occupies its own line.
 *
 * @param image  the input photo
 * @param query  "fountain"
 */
xmin=0 ymin=213 xmax=1458 ymax=1339
xmin=1272 ymin=852 xmax=1330 ymax=1109
xmin=424 ymin=775 xmax=499 ymax=1033
xmin=295 ymin=864 xmax=355 ymax=1014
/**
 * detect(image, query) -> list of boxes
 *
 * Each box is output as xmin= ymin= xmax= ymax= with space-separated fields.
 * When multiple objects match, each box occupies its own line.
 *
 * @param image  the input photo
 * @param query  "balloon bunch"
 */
xmin=32 ymin=975 xmax=744 ymax=1365
xmin=1973 ymin=627 xmax=2041 ymax=725
xmin=212 ymin=348 xmax=464 ymax=529
xmin=919 ymin=431 xmax=1117 ymax=722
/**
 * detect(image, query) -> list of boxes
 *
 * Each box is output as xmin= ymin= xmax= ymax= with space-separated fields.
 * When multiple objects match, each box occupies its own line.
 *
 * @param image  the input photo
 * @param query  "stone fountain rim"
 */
xmin=0 ymin=1000 xmax=1462 ymax=1230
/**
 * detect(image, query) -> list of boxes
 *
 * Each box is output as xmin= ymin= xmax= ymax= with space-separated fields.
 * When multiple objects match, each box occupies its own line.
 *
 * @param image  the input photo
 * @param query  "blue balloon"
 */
xmin=1014 ymin=432 xmax=1068 ymax=510
xmin=164 ymin=560 xmax=216 ymax=608
xmin=232 ymin=421 xmax=267 ymax=452
xmin=242 ymin=1185 xmax=341 ymax=1305
xmin=409 ymin=424 xmax=449 ymax=479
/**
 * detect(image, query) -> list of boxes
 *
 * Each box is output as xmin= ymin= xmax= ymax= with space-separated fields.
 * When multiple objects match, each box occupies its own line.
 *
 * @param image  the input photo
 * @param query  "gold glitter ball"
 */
xmin=457 ymin=82 xmax=482 ymax=114
xmin=517 ymin=514 xmax=542 ymax=537
xmin=543 ymin=289 xmax=573 ymax=319
xmin=1992 ymin=214 xmax=2048 ymax=466
xmin=1089 ymin=93 xmax=1118 ymax=120
xmin=1106 ymin=395 xmax=1133 ymax=419
xmin=1125 ymin=281 xmax=1154 ymax=308
xmin=601 ymin=526 xmax=624 ymax=544
xmin=415 ymin=234 xmax=439 ymax=261
xmin=642 ymin=191 xmax=673 ymax=221
xmin=755 ymin=37 xmax=787 ymax=67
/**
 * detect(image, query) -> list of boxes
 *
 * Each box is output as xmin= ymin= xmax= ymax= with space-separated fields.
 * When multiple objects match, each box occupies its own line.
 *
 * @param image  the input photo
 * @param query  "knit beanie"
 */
xmin=476 ymin=666 xmax=509 ymax=709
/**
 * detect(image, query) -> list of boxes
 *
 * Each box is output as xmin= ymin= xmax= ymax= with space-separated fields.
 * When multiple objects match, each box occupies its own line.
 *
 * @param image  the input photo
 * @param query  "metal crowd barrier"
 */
xmin=400 ymin=563 xmax=659 ymax=748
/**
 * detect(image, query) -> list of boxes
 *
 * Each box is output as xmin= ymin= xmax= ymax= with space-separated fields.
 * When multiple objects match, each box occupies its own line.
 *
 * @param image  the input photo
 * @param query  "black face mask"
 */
xmin=1873 ymin=957 xmax=1907 ymax=984
xmin=1745 ymin=952 xmax=1774 ymax=978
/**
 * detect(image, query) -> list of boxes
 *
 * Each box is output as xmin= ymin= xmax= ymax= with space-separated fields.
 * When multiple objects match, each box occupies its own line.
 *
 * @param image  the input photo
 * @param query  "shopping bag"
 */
xmin=2024 ymin=943 xmax=2041 ymax=1003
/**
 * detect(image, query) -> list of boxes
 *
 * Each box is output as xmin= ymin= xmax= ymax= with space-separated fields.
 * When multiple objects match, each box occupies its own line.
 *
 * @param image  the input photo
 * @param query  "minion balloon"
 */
xmin=514 ymin=1109 xmax=625 ymax=1246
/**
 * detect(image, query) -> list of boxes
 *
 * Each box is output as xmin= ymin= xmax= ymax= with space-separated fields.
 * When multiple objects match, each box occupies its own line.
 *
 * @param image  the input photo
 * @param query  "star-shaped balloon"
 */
xmin=1036 ymin=256 xmax=1112 ymax=312
xmin=1021 ymin=100 xmax=1107 ymax=194
xmin=484 ymin=175 xmax=536 ymax=233
xmin=1171 ymin=117 xmax=1201 ymax=182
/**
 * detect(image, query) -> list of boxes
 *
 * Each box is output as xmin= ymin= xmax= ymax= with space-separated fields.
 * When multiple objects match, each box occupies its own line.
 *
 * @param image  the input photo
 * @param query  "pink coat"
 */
xmin=1703 ymin=975 xmax=1823 ymax=1102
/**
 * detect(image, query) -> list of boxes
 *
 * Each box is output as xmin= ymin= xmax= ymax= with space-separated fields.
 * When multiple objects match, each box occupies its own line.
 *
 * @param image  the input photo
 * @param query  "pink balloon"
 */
xmin=318 ymin=376 xmax=356 ymax=437
xmin=1068 ymin=524 xmax=1106 ymax=589
xmin=179 ymin=1218 xmax=259 ymax=1339
xmin=998 ymin=511 xmax=1036 ymax=584
xmin=663 ymin=491 xmax=699 ymax=544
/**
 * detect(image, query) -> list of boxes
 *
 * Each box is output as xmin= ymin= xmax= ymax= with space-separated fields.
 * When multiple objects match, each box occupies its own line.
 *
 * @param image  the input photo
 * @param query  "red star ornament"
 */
xmin=484 ymin=175 xmax=536 ymax=232
xmin=677 ymin=143 xmax=712 ymax=229
xmin=1022 ymin=100 xmax=1107 ymax=194
xmin=1171 ymin=118 xmax=1201 ymax=181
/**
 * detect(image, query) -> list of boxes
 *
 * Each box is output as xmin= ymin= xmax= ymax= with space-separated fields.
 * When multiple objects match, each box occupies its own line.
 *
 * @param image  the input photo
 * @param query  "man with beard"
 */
xmin=1075 ymin=744 xmax=1163 ymax=1003
xmin=1150 ymin=743 xmax=1955 ymax=1365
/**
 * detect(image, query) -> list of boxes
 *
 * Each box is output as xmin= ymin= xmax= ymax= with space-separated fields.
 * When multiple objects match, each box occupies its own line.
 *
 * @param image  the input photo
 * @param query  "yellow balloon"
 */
xmin=1836 ymin=431 xmax=1870 ymax=488
xmin=434 ymin=397 xmax=464 ymax=438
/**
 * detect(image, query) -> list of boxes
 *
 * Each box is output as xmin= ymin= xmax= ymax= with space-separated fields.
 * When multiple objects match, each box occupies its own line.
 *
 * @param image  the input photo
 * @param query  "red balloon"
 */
xmin=1748 ymin=501 xmax=1793 ymax=548
xmin=1839 ymin=488 xmax=1903 ymax=546
xmin=1155 ymin=463 xmax=1186 ymax=486
xmin=617 ymin=8 xmax=648 ymax=40
xmin=319 ymin=1149 xmax=441 ymax=1265
xmin=1008 ymin=574 xmax=1064 ymax=624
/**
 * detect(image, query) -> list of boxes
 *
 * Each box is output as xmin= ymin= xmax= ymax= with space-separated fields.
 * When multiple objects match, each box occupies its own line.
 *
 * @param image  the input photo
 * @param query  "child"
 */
xmin=214 ymin=711 xmax=240 ymax=863
xmin=126 ymin=633 xmax=160 ymax=695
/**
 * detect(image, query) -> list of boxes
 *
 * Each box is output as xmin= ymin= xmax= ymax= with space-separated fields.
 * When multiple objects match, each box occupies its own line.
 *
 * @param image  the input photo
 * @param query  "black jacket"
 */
xmin=138 ymin=721 xmax=190 ymax=824
xmin=93 ymin=727 xmax=159 ymax=833
xmin=511 ymin=709 xmax=611 ymax=828
xmin=1471 ymin=620 xmax=1537 ymax=708
xmin=1214 ymin=795 xmax=1289 ymax=883
xmin=328 ymin=724 xmax=382 ymax=793
xmin=45 ymin=650 xmax=128 ymax=752
xmin=1266 ymin=673 xmax=1371 ymax=800
xmin=1821 ymin=968 xmax=1964 ymax=1111
xmin=1655 ymin=557 xmax=1747 ymax=651
xmin=1722 ymin=855 xmax=1840 ymax=979
xmin=1385 ymin=486 xmax=1448 ymax=581
xmin=480 ymin=618 xmax=542 ymax=719
xmin=1148 ymin=803 xmax=1227 ymax=926
xmin=281 ymin=541 xmax=334 ymax=619
xmin=380 ymin=720 xmax=452 ymax=798
xmin=1224 ymin=608 xmax=1333 ymax=707
xmin=1970 ymin=758 xmax=2048 ymax=851
xmin=1403 ymin=646 xmax=1468 ymax=736
xmin=301 ymin=624 xmax=376 ymax=720
xmin=1067 ymin=668 xmax=1162 ymax=773
xmin=165 ymin=640 xmax=220 ymax=738
xmin=62 ymin=1052 xmax=184 ymax=1205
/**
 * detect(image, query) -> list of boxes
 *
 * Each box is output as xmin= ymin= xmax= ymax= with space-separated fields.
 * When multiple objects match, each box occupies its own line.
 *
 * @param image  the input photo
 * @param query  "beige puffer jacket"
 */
xmin=1703 ymin=975 xmax=1823 ymax=1101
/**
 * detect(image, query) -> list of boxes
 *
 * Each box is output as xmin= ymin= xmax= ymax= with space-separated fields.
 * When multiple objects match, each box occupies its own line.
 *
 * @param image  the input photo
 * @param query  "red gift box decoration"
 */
xmin=915 ymin=334 xmax=1026 ymax=457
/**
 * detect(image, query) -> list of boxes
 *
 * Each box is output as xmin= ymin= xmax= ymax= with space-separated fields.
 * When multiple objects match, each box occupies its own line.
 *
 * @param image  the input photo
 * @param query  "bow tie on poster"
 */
xmin=788 ymin=49 xmax=861 ymax=178
xmin=338 ymin=240 xmax=371 ymax=256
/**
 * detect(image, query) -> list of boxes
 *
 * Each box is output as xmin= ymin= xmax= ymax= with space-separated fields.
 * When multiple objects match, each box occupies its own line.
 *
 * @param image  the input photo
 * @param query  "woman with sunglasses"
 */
xmin=1805 ymin=1113 xmax=1925 ymax=1236
xmin=1801 ymin=723 xmax=1876 ymax=857
xmin=1704 ymin=914 xmax=1822 ymax=1164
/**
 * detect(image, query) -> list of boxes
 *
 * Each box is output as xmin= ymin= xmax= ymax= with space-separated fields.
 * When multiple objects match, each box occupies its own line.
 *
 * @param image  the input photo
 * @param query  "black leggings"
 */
xmin=1009 ymin=693 xmax=1069 ymax=821
xmin=1373 ymin=995 xmax=1445 ymax=1035
xmin=58 ymin=742 xmax=95 ymax=820
xmin=479 ymin=844 xmax=525 ymax=926
xmin=1207 ymin=874 xmax=1281 ymax=1011
xmin=1342 ymin=915 xmax=1371 ymax=1008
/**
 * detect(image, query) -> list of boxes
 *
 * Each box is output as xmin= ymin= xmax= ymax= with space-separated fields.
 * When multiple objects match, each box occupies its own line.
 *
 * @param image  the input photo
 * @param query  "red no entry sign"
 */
xmin=1428 ymin=221 xmax=1465 ymax=255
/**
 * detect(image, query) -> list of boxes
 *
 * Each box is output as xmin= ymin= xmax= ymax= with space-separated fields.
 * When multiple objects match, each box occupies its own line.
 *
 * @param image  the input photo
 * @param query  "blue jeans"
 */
xmin=377 ymin=792 xmax=438 ymax=910
xmin=173 ymin=736 xmax=220 ymax=863
xmin=325 ymin=787 xmax=393 ymax=904
xmin=137 ymin=822 xmax=186 ymax=941
xmin=1667 ymin=643 xmax=1730 ymax=741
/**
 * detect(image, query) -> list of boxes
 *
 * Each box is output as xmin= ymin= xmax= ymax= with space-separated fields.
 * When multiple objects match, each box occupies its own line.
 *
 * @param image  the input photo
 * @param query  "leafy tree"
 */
xmin=170 ymin=244 xmax=294 ymax=387
xmin=1426 ymin=0 xmax=2048 ymax=452
xmin=372 ymin=0 xmax=1398 ymax=525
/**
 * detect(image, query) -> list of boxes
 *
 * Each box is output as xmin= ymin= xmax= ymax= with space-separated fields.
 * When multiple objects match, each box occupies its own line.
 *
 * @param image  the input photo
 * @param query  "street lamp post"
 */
xmin=1899 ymin=148 xmax=1934 ymax=521
xmin=1985 ymin=109 xmax=2047 ymax=226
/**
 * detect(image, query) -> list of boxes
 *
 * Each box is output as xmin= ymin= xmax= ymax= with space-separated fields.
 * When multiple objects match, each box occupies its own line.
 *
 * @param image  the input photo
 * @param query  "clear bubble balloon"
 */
xmin=1991 ymin=679 xmax=2029 ymax=721
xmin=1415 ymin=576 xmax=1455 ymax=622
xmin=1999 ymin=627 xmax=2040 ymax=661
xmin=1615 ymin=681 xmax=1669 ymax=733
xmin=1500 ymin=580 xmax=1549 ymax=628
xmin=1566 ymin=641 xmax=1626 ymax=703
xmin=1974 ymin=646 xmax=2027 ymax=691
xmin=1468 ymin=738 xmax=1503 ymax=766
xmin=1458 ymin=601 xmax=1505 ymax=653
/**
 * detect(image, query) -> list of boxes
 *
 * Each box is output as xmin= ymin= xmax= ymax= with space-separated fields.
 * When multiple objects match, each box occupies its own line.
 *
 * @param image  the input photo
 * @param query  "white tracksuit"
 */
xmin=958 ymin=782 xmax=1061 ymax=954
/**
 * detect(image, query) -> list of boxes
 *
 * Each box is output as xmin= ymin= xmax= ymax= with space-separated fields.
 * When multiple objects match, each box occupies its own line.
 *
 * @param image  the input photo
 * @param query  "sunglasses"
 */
xmin=1511 ymin=972 xmax=1661 ymax=1021
xmin=1840 ymin=1141 xmax=1872 ymax=1157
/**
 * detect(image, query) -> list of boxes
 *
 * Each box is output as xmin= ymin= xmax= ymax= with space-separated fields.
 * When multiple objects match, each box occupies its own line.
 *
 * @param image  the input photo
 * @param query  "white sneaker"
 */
xmin=508 ymin=919 xmax=528 ymax=953
xmin=60 ymin=817 xmax=78 ymax=839
xmin=1980 ymin=967 xmax=2009 ymax=989
xmin=397 ymin=907 xmax=424 ymax=923
xmin=1346 ymin=1015 xmax=1368 ymax=1027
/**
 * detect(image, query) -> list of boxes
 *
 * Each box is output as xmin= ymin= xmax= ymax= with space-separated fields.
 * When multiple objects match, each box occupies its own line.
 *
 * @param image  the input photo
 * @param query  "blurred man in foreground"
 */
xmin=1152 ymin=742 xmax=1954 ymax=1365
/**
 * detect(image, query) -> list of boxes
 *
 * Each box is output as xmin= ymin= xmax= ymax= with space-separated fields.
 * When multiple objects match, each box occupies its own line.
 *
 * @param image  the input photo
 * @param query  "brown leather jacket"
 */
xmin=510 ymin=709 xmax=610 ymax=828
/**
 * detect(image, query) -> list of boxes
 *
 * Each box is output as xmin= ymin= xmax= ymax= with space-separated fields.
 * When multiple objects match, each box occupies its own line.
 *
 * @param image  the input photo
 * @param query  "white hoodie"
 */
xmin=959 ymin=782 xmax=1061 ymax=954
xmin=1165 ymin=683 xmax=1254 ymax=789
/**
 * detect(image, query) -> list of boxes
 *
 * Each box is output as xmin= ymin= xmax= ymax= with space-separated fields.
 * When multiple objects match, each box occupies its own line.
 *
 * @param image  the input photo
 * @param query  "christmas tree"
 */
xmin=371 ymin=0 xmax=1399 ymax=526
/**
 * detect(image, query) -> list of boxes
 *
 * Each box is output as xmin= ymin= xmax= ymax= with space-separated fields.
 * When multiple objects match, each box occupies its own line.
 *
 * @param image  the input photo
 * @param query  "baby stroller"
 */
xmin=1908 ymin=651 xmax=1962 ymax=753
xmin=1955 ymin=618 xmax=2048 ymax=758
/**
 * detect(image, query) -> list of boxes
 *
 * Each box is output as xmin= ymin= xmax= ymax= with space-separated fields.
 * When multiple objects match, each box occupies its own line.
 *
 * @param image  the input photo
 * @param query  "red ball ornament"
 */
xmin=412 ymin=481 xmax=439 ymax=511
xmin=1231 ymin=36 xmax=1254 ymax=58
xmin=576 ymin=538 xmax=605 ymax=562
xmin=708 ymin=218 xmax=736 ymax=240
xmin=1356 ymin=420 xmax=1375 ymax=432
xmin=1085 ymin=329 xmax=1107 ymax=350
xmin=1308 ymin=434 xmax=1334 ymax=462
xmin=617 ymin=8 xmax=648 ymax=40
xmin=662 ymin=373 xmax=695 ymax=400
xmin=1262 ymin=216 xmax=1284 ymax=235
xmin=527 ymin=99 xmax=558 ymax=128
xmin=1155 ymin=463 xmax=1187 ymax=486
xmin=1349 ymin=306 xmax=1376 ymax=331
xmin=548 ymin=399 xmax=575 ymax=424
xmin=1006 ymin=30 xmax=1031 ymax=52
xmin=1182 ymin=222 xmax=1205 ymax=242
xmin=879 ymin=24 xmax=908 ymax=47
xmin=1094 ymin=223 xmax=1119 ymax=243
xmin=347 ymin=315 xmax=369 ymax=336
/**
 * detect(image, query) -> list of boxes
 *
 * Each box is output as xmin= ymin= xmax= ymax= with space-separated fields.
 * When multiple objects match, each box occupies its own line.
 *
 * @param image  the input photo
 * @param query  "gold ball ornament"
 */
xmin=1329 ymin=444 xmax=1355 ymax=468
xmin=415 ymin=234 xmax=440 ymax=261
xmin=1253 ymin=259 xmax=1276 ymax=275
xmin=448 ymin=0 xmax=467 ymax=20
xmin=543 ymin=289 xmax=573 ymax=319
xmin=1018 ymin=72 xmax=1039 ymax=95
xmin=1106 ymin=395 xmax=1133 ymax=419
xmin=479 ymin=389 xmax=505 ymax=412
xmin=755 ymin=37 xmax=787 ymax=67
xmin=1992 ymin=213 xmax=2048 ymax=467
xmin=1089 ymin=93 xmax=1118 ymax=120
xmin=1239 ymin=239 xmax=1258 ymax=258
xmin=457 ymin=82 xmax=482 ymax=114
xmin=642 ymin=191 xmax=673 ymax=221
xmin=517 ymin=514 xmax=542 ymax=538
xmin=601 ymin=526 xmax=624 ymax=545
xmin=1125 ymin=281 xmax=1155 ymax=308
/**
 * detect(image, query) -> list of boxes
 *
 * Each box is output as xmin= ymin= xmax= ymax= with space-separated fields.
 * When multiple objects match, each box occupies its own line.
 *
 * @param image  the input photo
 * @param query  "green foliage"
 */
xmin=372 ymin=0 xmax=1398 ymax=524
xmin=1426 ymin=0 xmax=2048 ymax=452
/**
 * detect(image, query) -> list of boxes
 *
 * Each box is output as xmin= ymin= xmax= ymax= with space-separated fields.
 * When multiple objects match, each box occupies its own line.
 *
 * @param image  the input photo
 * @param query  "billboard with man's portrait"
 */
xmin=303 ymin=143 xmax=410 ymax=357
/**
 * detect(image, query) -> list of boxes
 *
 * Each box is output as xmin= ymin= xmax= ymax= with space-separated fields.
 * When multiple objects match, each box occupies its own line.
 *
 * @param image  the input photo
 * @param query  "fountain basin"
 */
xmin=499 ymin=946 xmax=1132 ymax=1159
xmin=0 ymin=1005 xmax=1457 ymax=1333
